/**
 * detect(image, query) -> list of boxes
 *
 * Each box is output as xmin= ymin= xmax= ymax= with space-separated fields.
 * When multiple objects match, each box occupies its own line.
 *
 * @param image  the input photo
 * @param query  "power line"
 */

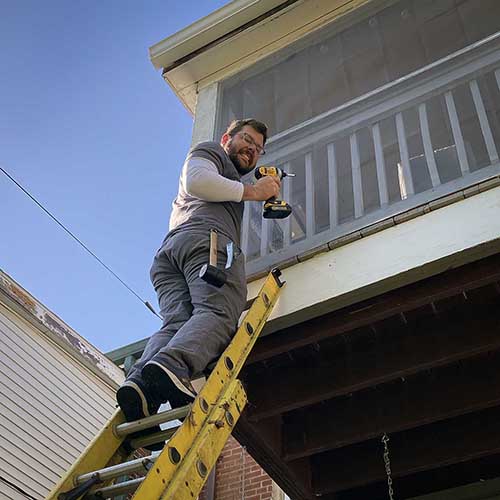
xmin=0 ymin=165 xmax=162 ymax=320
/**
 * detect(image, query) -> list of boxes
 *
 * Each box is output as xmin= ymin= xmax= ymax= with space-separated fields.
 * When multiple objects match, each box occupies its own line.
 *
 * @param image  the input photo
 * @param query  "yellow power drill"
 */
xmin=254 ymin=166 xmax=295 ymax=219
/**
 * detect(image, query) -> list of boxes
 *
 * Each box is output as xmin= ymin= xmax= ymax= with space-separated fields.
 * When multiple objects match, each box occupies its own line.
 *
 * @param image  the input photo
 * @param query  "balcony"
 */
xmin=242 ymin=32 xmax=500 ymax=278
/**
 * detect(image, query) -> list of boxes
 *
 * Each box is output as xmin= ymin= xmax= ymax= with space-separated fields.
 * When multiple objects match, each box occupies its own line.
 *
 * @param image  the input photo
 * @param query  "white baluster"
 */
xmin=305 ymin=152 xmax=315 ymax=237
xmin=260 ymin=217 xmax=269 ymax=257
xmin=418 ymin=103 xmax=440 ymax=188
xmin=396 ymin=112 xmax=414 ymax=197
xmin=350 ymin=132 xmax=364 ymax=218
xmin=327 ymin=143 xmax=339 ymax=229
xmin=241 ymin=199 xmax=250 ymax=257
xmin=283 ymin=162 xmax=291 ymax=247
xmin=470 ymin=79 xmax=499 ymax=164
xmin=372 ymin=123 xmax=389 ymax=206
xmin=445 ymin=90 xmax=470 ymax=175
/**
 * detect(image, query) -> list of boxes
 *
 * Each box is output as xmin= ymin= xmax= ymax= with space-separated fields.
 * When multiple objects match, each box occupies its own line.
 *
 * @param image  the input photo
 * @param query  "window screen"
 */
xmin=217 ymin=0 xmax=500 ymax=139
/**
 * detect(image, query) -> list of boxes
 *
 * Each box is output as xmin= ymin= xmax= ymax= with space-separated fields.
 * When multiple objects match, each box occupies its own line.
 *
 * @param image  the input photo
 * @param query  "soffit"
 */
xmin=150 ymin=0 xmax=386 ymax=113
xmin=236 ymin=253 xmax=500 ymax=498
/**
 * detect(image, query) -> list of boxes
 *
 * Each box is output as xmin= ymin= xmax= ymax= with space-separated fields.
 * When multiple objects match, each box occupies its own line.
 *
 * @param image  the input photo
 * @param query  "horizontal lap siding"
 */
xmin=0 ymin=305 xmax=118 ymax=500
xmin=0 ymin=478 xmax=28 ymax=500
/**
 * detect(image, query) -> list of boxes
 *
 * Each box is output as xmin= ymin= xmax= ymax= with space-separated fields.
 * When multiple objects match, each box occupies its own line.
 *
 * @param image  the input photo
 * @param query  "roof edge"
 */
xmin=149 ymin=0 xmax=296 ymax=70
xmin=0 ymin=269 xmax=124 ymax=388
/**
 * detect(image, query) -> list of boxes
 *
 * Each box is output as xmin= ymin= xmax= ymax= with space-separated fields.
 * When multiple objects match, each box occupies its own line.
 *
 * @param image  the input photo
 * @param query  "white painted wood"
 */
xmin=283 ymin=162 xmax=292 ymax=247
xmin=0 ymin=390 xmax=83 ymax=458
xmin=327 ymin=143 xmax=339 ymax=228
xmin=149 ymin=0 xmax=296 ymax=69
xmin=0 ymin=459 xmax=45 ymax=500
xmin=260 ymin=217 xmax=269 ymax=257
xmin=157 ymin=0 xmax=397 ymax=111
xmin=248 ymin=186 xmax=500 ymax=334
xmin=305 ymin=152 xmax=315 ymax=237
xmin=0 ymin=437 xmax=57 ymax=488
xmin=0 ymin=434 xmax=63 ymax=481
xmin=246 ymin=162 xmax=500 ymax=277
xmin=158 ymin=2 xmax=500 ymax=112
xmin=418 ymin=103 xmax=441 ymax=188
xmin=350 ymin=133 xmax=364 ymax=217
xmin=0 ymin=330 xmax=105 ymax=431
xmin=469 ymin=79 xmax=499 ymax=163
xmin=242 ymin=200 xmax=251 ymax=256
xmin=0 ymin=299 xmax=119 ymax=499
xmin=191 ymin=82 xmax=219 ymax=145
xmin=372 ymin=123 xmax=389 ymax=206
xmin=396 ymin=112 xmax=414 ymax=197
xmin=445 ymin=90 xmax=470 ymax=175
xmin=0 ymin=318 xmax=113 ymax=418
xmin=0 ymin=477 xmax=26 ymax=500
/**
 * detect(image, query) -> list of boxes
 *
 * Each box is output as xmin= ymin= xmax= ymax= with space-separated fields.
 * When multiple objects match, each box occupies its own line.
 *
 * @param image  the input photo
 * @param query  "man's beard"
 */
xmin=227 ymin=141 xmax=255 ymax=175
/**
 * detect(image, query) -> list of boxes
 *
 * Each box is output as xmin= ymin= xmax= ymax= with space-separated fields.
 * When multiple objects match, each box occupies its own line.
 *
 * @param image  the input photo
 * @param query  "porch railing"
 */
xmin=243 ymin=32 xmax=500 ymax=278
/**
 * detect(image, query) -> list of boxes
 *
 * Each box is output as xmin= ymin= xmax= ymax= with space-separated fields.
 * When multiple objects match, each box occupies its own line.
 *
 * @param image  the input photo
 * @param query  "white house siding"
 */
xmin=0 ymin=299 xmax=120 ymax=500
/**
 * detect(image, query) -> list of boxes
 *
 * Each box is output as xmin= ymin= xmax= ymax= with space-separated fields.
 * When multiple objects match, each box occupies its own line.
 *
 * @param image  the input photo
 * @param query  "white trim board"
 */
xmin=154 ymin=0 xmax=388 ymax=112
xmin=248 ymin=186 xmax=500 ymax=335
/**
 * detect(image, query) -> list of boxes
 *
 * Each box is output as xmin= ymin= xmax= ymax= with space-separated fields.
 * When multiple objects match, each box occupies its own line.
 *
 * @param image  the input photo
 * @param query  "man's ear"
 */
xmin=221 ymin=133 xmax=230 ymax=147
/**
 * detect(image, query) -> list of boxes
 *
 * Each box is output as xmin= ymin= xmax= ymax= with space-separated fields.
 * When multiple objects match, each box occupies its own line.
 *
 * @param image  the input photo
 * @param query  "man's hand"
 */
xmin=242 ymin=176 xmax=281 ymax=201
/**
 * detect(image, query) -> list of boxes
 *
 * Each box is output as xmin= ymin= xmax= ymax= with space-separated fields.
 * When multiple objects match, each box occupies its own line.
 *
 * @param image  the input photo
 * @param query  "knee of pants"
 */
xmin=192 ymin=307 xmax=239 ymax=331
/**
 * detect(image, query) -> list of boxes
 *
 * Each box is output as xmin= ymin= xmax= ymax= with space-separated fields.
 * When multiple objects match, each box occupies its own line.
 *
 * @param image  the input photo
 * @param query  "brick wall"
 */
xmin=199 ymin=436 xmax=279 ymax=500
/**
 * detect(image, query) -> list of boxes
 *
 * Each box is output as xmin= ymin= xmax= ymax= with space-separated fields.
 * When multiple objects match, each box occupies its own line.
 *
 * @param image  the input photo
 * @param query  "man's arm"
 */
xmin=184 ymin=157 xmax=243 ymax=201
xmin=184 ymin=157 xmax=280 ymax=202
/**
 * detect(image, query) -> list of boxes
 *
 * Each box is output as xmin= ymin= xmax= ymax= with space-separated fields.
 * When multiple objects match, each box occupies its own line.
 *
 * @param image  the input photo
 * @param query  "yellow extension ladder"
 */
xmin=47 ymin=269 xmax=284 ymax=500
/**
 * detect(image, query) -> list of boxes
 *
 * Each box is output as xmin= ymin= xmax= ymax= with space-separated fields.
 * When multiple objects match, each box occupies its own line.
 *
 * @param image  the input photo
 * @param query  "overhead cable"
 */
xmin=0 ymin=166 xmax=162 ymax=319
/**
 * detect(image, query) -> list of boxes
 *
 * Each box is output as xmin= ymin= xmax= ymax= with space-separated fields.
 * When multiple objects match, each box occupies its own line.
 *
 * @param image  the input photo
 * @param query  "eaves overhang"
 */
xmin=149 ymin=0 xmax=386 ymax=114
xmin=149 ymin=0 xmax=296 ymax=71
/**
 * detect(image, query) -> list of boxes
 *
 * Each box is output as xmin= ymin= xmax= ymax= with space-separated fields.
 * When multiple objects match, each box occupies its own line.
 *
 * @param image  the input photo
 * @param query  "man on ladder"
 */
xmin=116 ymin=118 xmax=281 ymax=441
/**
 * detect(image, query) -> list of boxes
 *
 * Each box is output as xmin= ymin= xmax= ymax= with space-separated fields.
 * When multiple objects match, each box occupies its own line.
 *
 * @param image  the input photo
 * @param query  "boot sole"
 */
xmin=116 ymin=381 xmax=150 ymax=421
xmin=142 ymin=362 xmax=195 ymax=409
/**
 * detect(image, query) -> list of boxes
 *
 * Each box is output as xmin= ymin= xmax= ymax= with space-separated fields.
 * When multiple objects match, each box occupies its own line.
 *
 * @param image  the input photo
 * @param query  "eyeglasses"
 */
xmin=236 ymin=132 xmax=266 ymax=155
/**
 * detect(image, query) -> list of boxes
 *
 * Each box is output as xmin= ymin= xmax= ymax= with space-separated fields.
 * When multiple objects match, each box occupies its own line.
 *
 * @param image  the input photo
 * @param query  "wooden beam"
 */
xmin=284 ymin=350 xmax=500 ymax=460
xmin=232 ymin=415 xmax=313 ymax=500
xmin=321 ymin=454 xmax=500 ymax=500
xmin=247 ymin=253 xmax=500 ymax=364
xmin=310 ymin=406 xmax=500 ymax=495
xmin=248 ymin=308 xmax=500 ymax=421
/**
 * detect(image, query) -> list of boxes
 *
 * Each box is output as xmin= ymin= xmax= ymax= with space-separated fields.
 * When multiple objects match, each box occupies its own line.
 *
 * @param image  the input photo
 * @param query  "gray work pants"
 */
xmin=128 ymin=230 xmax=247 ymax=382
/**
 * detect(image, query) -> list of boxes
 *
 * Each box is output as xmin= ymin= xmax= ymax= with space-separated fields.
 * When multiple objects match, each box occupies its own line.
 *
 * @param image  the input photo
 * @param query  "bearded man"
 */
xmin=116 ymin=119 xmax=280 ymax=443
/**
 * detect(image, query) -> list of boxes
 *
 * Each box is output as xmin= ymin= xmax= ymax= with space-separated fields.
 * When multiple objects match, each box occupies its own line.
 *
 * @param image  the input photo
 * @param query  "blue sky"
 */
xmin=1 ymin=1 xmax=229 ymax=353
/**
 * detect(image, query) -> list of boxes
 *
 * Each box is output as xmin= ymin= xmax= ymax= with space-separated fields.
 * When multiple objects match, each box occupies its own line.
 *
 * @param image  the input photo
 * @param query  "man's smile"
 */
xmin=238 ymin=149 xmax=253 ymax=165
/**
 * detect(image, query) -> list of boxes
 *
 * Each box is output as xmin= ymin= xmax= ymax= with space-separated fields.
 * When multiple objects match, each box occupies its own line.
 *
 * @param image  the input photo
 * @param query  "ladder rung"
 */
xmin=92 ymin=477 xmax=143 ymax=498
xmin=76 ymin=452 xmax=160 ymax=484
xmin=115 ymin=404 xmax=191 ymax=437
xmin=128 ymin=426 xmax=179 ymax=450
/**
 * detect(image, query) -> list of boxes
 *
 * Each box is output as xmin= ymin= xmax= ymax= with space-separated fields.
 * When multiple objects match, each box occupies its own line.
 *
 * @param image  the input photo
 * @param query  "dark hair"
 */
xmin=225 ymin=119 xmax=268 ymax=145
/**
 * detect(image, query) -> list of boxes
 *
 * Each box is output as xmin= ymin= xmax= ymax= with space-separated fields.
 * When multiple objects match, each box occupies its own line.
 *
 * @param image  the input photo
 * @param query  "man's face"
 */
xmin=221 ymin=125 xmax=265 ymax=175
